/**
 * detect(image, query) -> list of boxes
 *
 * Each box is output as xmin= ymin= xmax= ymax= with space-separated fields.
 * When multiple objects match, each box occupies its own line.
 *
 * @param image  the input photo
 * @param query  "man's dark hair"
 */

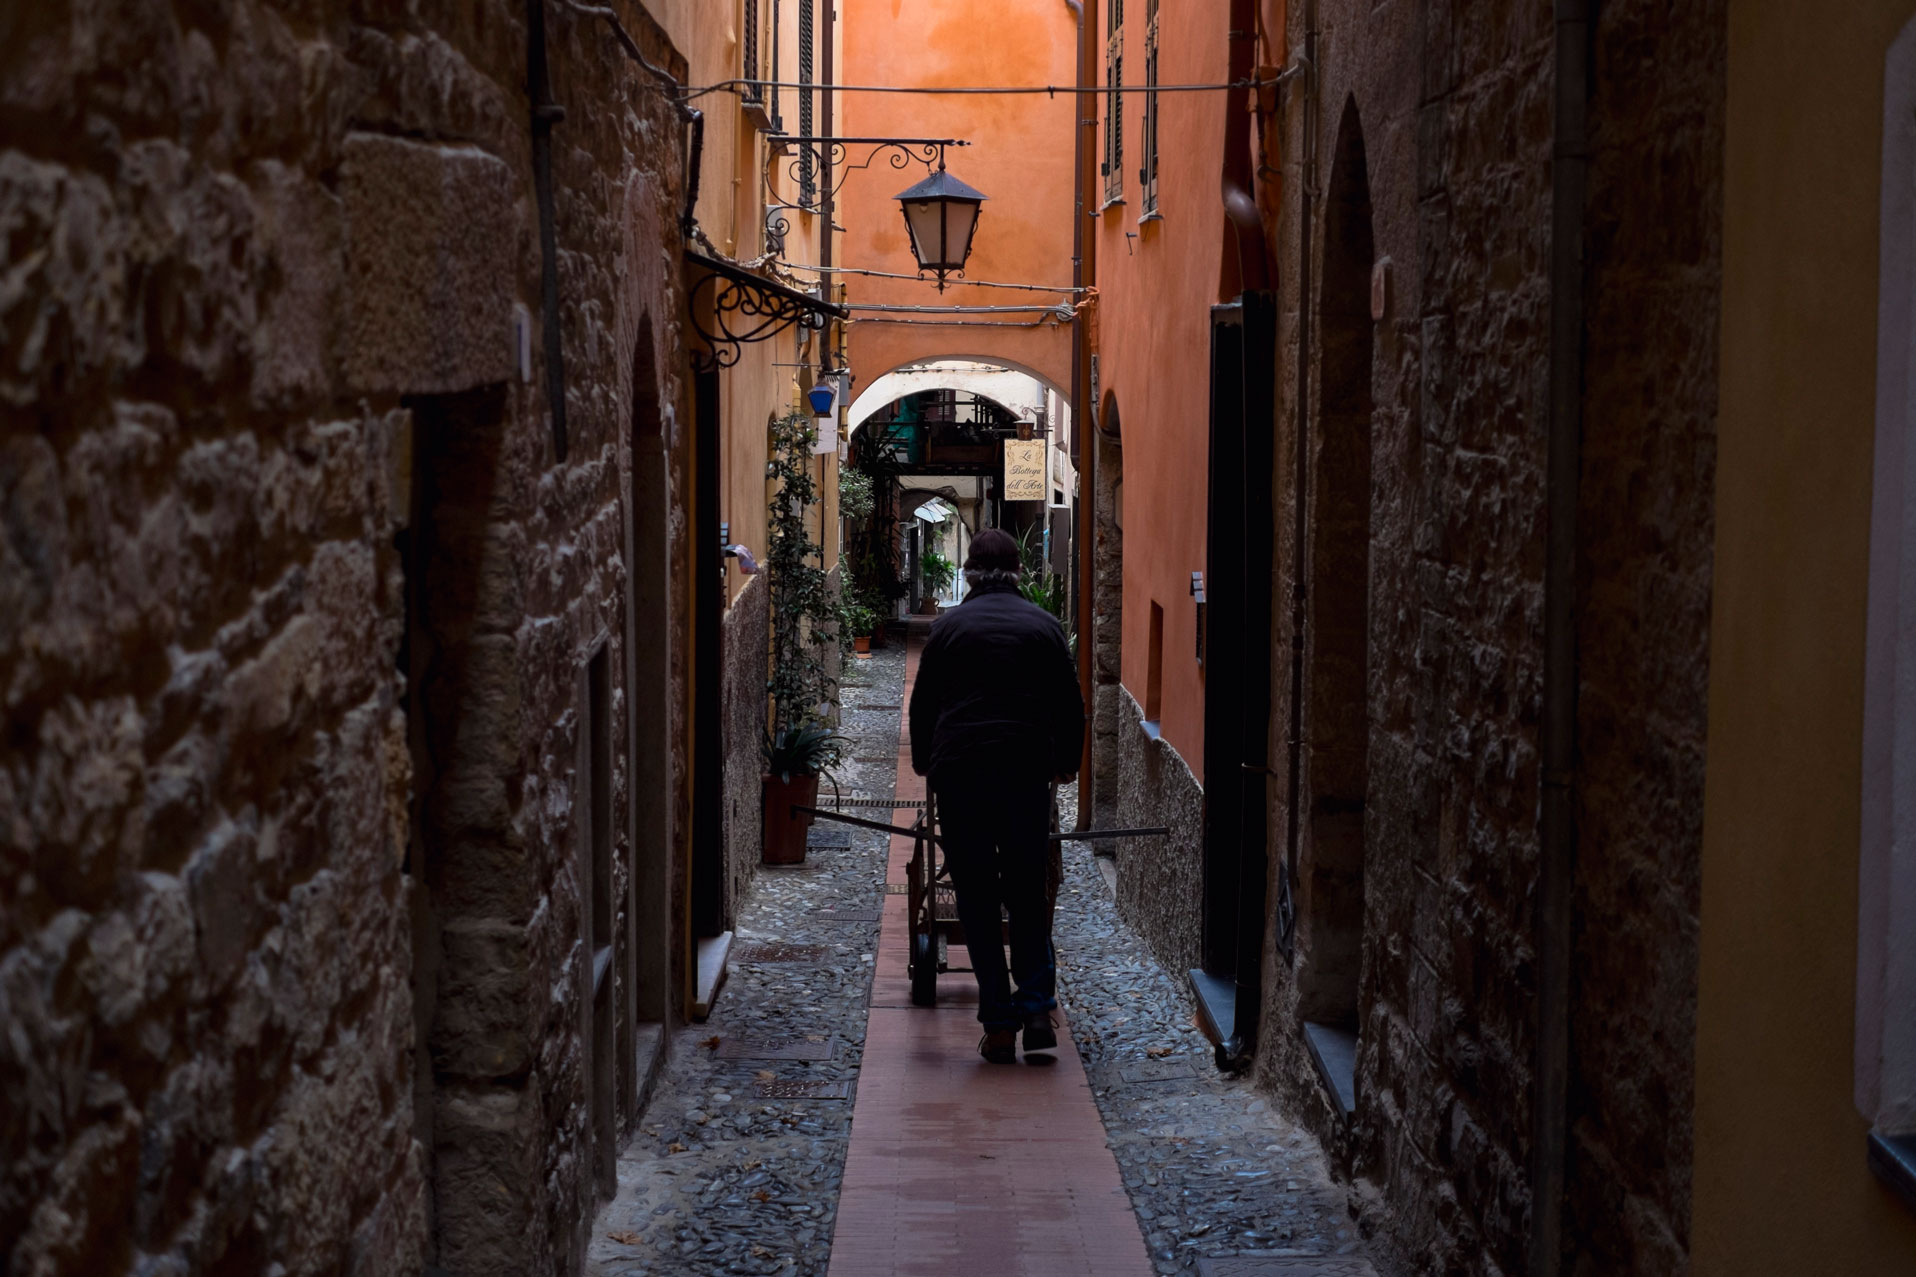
xmin=964 ymin=527 xmax=1021 ymax=574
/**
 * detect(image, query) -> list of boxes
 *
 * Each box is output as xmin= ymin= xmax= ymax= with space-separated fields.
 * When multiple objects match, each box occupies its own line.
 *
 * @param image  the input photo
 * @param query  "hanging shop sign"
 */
xmin=1002 ymin=438 xmax=1047 ymax=501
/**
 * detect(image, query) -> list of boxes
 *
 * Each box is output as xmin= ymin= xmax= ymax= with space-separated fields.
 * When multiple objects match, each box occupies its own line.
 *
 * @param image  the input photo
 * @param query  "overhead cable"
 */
xmin=782 ymin=263 xmax=1090 ymax=294
xmin=684 ymin=77 xmax=1277 ymax=102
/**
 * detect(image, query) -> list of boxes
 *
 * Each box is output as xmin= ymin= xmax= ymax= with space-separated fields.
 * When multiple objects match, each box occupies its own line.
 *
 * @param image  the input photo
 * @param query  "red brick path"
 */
xmin=827 ymin=636 xmax=1153 ymax=1276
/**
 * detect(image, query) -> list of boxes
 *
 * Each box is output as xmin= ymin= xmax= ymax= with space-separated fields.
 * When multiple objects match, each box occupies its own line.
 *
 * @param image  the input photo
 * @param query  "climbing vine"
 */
xmin=766 ymin=408 xmax=840 ymax=734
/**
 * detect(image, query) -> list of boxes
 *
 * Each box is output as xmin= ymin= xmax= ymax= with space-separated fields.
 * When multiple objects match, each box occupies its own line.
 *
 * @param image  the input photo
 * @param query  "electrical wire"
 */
xmin=780 ymin=262 xmax=1090 ymax=294
xmin=844 ymin=302 xmax=1073 ymax=315
xmin=849 ymin=317 xmax=1062 ymax=328
xmin=683 ymin=77 xmax=1279 ymax=102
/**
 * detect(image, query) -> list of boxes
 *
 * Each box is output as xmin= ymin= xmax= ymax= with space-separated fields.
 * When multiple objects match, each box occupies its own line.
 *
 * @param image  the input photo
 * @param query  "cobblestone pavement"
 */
xmin=586 ymin=646 xmax=906 ymax=1277
xmin=588 ymin=641 xmax=1369 ymax=1276
xmin=1054 ymin=790 xmax=1373 ymax=1276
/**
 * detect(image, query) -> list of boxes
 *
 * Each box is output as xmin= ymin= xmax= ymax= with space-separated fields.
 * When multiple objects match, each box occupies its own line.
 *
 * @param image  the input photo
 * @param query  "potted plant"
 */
xmin=763 ymin=408 xmax=846 ymax=864
xmin=842 ymin=600 xmax=878 ymax=655
xmin=921 ymin=549 xmax=957 ymax=613
xmin=761 ymin=723 xmax=845 ymax=864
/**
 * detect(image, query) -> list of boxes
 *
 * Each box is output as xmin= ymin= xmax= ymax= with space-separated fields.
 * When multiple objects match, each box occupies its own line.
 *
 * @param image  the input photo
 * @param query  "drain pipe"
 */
xmin=1529 ymin=0 xmax=1590 ymax=1273
xmin=1215 ymin=0 xmax=1276 ymax=1071
xmin=1221 ymin=0 xmax=1272 ymax=294
xmin=1067 ymin=0 xmax=1097 ymax=825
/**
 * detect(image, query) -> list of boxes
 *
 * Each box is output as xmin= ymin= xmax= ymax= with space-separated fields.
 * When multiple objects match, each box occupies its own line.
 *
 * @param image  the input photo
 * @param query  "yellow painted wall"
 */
xmin=1695 ymin=2 xmax=1916 ymax=1268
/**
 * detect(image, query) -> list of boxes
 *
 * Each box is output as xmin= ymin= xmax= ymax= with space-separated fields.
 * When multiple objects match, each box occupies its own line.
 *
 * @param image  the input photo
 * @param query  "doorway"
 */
xmin=1296 ymin=99 xmax=1375 ymax=1113
xmin=1196 ymin=291 xmax=1278 ymax=1064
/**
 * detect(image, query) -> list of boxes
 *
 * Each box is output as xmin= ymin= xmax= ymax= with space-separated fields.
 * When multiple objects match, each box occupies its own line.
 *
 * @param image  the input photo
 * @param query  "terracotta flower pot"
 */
xmin=853 ymin=635 xmax=871 ymax=654
xmin=762 ymin=773 xmax=820 ymax=864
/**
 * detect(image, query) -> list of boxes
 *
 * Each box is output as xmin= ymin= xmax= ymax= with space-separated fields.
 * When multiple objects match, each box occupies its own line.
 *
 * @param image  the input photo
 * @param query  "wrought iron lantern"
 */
xmin=894 ymin=167 xmax=988 ymax=292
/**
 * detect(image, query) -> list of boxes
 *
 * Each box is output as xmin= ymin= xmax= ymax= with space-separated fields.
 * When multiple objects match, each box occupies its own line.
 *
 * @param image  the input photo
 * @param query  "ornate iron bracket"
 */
xmin=764 ymin=136 xmax=966 ymax=219
xmin=685 ymin=251 xmax=849 ymax=371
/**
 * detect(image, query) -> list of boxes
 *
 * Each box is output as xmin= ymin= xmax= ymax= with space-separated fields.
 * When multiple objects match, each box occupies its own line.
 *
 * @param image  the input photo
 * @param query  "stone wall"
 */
xmin=1113 ymin=690 xmax=1205 ymax=977
xmin=1090 ymin=429 xmax=1126 ymax=832
xmin=1252 ymin=3 xmax=1722 ymax=1274
xmin=1565 ymin=2 xmax=1723 ymax=1271
xmin=0 ymin=1 xmax=691 ymax=1273
xmin=723 ymin=572 xmax=771 ymax=916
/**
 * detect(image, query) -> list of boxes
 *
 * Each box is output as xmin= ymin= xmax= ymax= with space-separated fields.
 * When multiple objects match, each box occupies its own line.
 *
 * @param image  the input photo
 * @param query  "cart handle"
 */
xmin=794 ymin=806 xmax=1169 ymax=845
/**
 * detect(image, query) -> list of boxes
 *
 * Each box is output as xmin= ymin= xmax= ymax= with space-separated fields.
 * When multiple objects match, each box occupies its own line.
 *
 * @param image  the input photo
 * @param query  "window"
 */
xmin=742 ymin=0 xmax=764 ymax=104
xmin=1102 ymin=0 xmax=1124 ymax=205
xmin=799 ymin=0 xmax=816 ymax=202
xmin=1144 ymin=599 xmax=1163 ymax=727
xmin=1140 ymin=0 xmax=1160 ymax=216
xmin=1861 ymin=12 xmax=1916 ymax=1208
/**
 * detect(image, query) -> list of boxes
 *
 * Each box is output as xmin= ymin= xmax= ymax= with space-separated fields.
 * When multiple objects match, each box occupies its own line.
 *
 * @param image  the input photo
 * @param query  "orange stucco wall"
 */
xmin=1090 ymin=0 xmax=1284 ymax=773
xmin=1693 ymin=1 xmax=1916 ymax=1268
xmin=837 ymin=0 xmax=1077 ymax=399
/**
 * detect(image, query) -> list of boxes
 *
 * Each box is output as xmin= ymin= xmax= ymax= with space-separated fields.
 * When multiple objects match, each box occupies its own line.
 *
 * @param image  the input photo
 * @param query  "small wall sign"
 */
xmin=1003 ymin=438 xmax=1047 ymax=501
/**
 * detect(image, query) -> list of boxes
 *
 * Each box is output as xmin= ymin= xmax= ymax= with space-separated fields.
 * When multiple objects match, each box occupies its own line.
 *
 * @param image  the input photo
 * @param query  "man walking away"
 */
xmin=908 ymin=528 xmax=1086 ymax=1063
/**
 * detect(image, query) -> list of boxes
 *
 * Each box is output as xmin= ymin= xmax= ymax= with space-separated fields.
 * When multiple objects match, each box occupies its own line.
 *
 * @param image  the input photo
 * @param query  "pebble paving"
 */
xmin=588 ymin=640 xmax=1372 ymax=1276
xmin=1053 ymin=788 xmax=1372 ymax=1275
xmin=586 ymin=647 xmax=906 ymax=1277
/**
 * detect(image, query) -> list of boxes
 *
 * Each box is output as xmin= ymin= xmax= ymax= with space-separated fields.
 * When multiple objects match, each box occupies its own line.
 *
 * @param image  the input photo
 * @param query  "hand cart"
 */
xmin=795 ymin=791 xmax=1168 ymax=1008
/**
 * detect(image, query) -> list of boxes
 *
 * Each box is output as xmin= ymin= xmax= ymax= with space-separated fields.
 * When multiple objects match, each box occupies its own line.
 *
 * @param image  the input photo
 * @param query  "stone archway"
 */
xmin=1296 ymin=98 xmax=1376 ymax=1058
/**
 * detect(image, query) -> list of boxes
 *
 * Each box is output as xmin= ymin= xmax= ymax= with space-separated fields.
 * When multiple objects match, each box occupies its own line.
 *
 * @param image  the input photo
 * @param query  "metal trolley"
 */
xmin=799 ymin=790 xmax=1167 ymax=1008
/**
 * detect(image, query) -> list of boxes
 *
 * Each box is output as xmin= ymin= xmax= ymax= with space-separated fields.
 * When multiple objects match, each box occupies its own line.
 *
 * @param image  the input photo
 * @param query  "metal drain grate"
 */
xmin=732 ymin=942 xmax=829 ymax=963
xmin=827 ymin=798 xmax=926 ymax=810
xmin=885 ymin=883 xmax=908 ymax=895
xmin=817 ymin=908 xmax=883 ymax=922
xmin=753 ymin=1078 xmax=852 ymax=1100
xmin=715 ymin=1037 xmax=835 ymax=1061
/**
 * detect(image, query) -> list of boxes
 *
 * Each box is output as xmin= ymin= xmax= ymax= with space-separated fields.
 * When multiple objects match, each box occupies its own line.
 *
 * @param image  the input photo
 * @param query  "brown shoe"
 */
xmin=978 ymin=1029 xmax=1018 ymax=1064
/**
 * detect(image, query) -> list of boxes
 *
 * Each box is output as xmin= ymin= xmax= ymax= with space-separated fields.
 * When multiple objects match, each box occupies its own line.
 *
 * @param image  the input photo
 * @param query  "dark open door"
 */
xmin=691 ymin=363 xmax=725 ymax=946
xmin=1195 ymin=294 xmax=1276 ymax=1066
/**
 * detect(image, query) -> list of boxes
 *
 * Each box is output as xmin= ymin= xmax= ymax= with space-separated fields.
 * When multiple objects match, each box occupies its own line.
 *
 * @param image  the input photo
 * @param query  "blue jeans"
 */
xmin=934 ymin=777 xmax=1057 ymax=1032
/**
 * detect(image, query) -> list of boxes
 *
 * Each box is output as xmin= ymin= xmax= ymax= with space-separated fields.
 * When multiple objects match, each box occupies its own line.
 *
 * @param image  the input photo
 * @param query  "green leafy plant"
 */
xmin=840 ymin=599 xmax=879 ymax=638
xmin=766 ymin=409 xmax=841 ymax=735
xmin=921 ymin=549 xmax=957 ymax=597
xmin=1014 ymin=523 xmax=1069 ymax=624
xmin=838 ymin=466 xmax=874 ymax=522
xmin=762 ymin=722 xmax=847 ymax=783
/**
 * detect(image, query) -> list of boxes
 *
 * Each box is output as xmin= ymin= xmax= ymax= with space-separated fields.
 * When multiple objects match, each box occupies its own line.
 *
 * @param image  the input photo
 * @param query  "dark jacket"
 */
xmin=909 ymin=580 xmax=1085 ymax=786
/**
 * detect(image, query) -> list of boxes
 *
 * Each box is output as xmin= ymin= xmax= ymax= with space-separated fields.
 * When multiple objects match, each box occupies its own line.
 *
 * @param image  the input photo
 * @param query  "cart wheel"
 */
xmin=909 ymin=931 xmax=938 ymax=1007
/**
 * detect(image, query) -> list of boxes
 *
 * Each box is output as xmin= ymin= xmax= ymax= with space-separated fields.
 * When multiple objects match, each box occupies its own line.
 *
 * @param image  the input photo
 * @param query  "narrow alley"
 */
xmin=7 ymin=1 xmax=1916 ymax=1276
xmin=587 ymin=636 xmax=1369 ymax=1276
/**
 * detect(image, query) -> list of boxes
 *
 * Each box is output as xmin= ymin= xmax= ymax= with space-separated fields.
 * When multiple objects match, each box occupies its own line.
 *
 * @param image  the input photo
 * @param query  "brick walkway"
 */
xmin=827 ymin=636 xmax=1153 ymax=1277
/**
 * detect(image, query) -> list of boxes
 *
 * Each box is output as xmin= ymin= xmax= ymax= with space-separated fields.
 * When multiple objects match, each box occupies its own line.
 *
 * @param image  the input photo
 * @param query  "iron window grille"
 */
xmin=1102 ymin=0 xmax=1123 ymax=205
xmin=1140 ymin=0 xmax=1159 ymax=215
xmin=742 ymin=0 xmax=763 ymax=104
xmin=798 ymin=0 xmax=815 ymax=202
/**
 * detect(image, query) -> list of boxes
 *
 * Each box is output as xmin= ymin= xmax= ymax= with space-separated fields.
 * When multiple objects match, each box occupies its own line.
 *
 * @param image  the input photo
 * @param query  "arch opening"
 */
xmin=1297 ymin=100 xmax=1376 ymax=1051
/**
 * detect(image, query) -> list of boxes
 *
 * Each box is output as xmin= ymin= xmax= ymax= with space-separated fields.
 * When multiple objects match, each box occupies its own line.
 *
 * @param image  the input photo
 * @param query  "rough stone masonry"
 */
xmin=0 ymin=2 xmax=693 ymax=1273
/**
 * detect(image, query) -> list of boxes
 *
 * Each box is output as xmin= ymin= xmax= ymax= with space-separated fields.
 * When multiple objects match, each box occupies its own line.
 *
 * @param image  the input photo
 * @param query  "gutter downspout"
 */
xmin=1069 ymin=0 xmax=1097 ymax=826
xmin=1530 ymin=1 xmax=1590 ymax=1273
xmin=1216 ymin=0 xmax=1276 ymax=1071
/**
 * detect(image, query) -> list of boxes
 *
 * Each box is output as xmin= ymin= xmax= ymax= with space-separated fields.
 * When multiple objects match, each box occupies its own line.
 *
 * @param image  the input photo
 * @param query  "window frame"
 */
xmin=1860 ymin=13 xmax=1916 ymax=1202
xmin=1139 ymin=0 xmax=1160 ymax=217
xmin=1102 ymin=0 xmax=1124 ymax=207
